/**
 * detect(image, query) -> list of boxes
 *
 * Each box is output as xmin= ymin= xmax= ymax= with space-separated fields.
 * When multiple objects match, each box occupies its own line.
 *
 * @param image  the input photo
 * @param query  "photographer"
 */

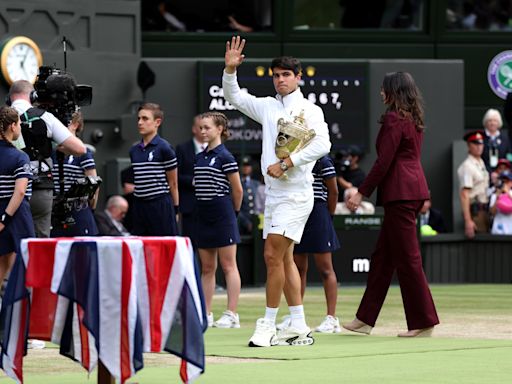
xmin=489 ymin=171 xmax=512 ymax=235
xmin=50 ymin=112 xmax=99 ymax=237
xmin=8 ymin=80 xmax=86 ymax=238
xmin=335 ymin=144 xmax=366 ymax=201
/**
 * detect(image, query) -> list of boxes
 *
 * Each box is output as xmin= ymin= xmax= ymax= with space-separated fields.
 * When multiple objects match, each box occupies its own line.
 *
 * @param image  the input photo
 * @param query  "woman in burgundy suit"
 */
xmin=343 ymin=72 xmax=439 ymax=337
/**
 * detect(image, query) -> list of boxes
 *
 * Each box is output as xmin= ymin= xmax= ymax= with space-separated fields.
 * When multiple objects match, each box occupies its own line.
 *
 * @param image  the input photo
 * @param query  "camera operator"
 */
xmin=335 ymin=145 xmax=366 ymax=202
xmin=8 ymin=80 xmax=86 ymax=238
xmin=50 ymin=111 xmax=99 ymax=237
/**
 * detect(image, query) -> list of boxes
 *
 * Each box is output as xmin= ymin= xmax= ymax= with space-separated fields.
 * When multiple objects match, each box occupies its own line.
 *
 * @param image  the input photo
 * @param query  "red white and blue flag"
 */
xmin=0 ymin=237 xmax=206 ymax=383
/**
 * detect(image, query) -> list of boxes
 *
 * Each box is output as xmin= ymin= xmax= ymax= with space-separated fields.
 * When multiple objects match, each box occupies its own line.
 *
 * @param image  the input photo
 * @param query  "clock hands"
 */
xmin=19 ymin=45 xmax=29 ymax=69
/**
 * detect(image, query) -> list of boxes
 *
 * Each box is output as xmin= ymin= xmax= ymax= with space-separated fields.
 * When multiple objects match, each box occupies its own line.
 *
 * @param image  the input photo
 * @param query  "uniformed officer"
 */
xmin=129 ymin=103 xmax=179 ymax=236
xmin=50 ymin=112 xmax=99 ymax=236
xmin=457 ymin=130 xmax=490 ymax=238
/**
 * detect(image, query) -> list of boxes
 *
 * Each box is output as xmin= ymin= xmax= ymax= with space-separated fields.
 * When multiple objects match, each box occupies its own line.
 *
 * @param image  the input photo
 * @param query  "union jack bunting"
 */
xmin=0 ymin=236 xmax=206 ymax=383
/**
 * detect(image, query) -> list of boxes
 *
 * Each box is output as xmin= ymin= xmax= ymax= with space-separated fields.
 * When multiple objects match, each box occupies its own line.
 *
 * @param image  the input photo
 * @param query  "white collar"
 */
xmin=11 ymin=99 xmax=32 ymax=113
xmin=193 ymin=137 xmax=206 ymax=153
xmin=485 ymin=128 xmax=500 ymax=139
xmin=276 ymin=88 xmax=304 ymax=110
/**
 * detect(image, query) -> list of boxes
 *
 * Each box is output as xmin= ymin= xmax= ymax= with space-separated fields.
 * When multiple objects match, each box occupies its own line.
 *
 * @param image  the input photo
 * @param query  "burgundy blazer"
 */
xmin=358 ymin=111 xmax=429 ymax=206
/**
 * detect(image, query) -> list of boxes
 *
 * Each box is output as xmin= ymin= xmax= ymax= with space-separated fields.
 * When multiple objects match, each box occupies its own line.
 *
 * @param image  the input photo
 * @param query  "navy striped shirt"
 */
xmin=313 ymin=156 xmax=336 ymax=202
xmin=0 ymin=141 xmax=33 ymax=199
xmin=194 ymin=144 xmax=238 ymax=201
xmin=51 ymin=149 xmax=96 ymax=194
xmin=130 ymin=135 xmax=177 ymax=199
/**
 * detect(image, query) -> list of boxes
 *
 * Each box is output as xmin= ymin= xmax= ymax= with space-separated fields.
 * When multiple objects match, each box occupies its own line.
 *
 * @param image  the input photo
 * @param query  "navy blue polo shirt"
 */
xmin=51 ymin=148 xmax=95 ymax=194
xmin=194 ymin=144 xmax=238 ymax=201
xmin=130 ymin=134 xmax=177 ymax=200
xmin=0 ymin=141 xmax=33 ymax=200
xmin=313 ymin=156 xmax=336 ymax=202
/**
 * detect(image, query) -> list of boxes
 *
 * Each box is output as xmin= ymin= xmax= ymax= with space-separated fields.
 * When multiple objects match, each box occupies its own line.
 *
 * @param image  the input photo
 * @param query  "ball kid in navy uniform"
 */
xmin=130 ymin=103 xmax=179 ymax=236
xmin=50 ymin=112 xmax=99 ymax=236
xmin=194 ymin=112 xmax=243 ymax=328
xmin=0 ymin=106 xmax=35 ymax=283
xmin=279 ymin=155 xmax=341 ymax=333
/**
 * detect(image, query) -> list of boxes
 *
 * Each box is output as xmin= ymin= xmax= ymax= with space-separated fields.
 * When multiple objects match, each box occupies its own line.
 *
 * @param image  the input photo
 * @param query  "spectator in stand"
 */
xmin=95 ymin=195 xmax=130 ymax=236
xmin=335 ymin=145 xmax=366 ymax=202
xmin=419 ymin=197 xmax=446 ymax=234
xmin=335 ymin=187 xmax=374 ymax=215
xmin=490 ymin=158 xmax=511 ymax=192
xmin=481 ymin=108 xmax=511 ymax=172
xmin=489 ymin=170 xmax=512 ymax=234
xmin=120 ymin=166 xmax=135 ymax=233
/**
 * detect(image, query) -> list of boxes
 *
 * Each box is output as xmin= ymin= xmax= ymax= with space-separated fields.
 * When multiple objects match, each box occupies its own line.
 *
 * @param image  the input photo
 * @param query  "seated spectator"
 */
xmin=335 ymin=187 xmax=374 ymax=215
xmin=335 ymin=145 xmax=366 ymax=202
xmin=419 ymin=198 xmax=447 ymax=234
xmin=489 ymin=170 xmax=512 ymax=234
xmin=481 ymin=108 xmax=511 ymax=172
xmin=120 ymin=166 xmax=135 ymax=232
xmin=95 ymin=195 xmax=130 ymax=236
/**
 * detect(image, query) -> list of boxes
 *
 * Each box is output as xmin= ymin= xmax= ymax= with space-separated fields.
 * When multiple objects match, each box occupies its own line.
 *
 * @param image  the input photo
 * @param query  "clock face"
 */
xmin=1 ymin=36 xmax=43 ymax=85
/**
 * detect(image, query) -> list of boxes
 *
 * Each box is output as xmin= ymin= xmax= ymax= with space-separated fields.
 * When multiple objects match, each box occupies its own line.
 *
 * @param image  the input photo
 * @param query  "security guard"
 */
xmin=238 ymin=156 xmax=262 ymax=234
xmin=457 ymin=130 xmax=490 ymax=238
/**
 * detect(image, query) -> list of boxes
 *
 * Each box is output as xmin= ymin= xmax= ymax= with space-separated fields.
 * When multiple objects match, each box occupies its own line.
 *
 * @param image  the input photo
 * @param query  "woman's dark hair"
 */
xmin=381 ymin=71 xmax=425 ymax=131
xmin=200 ymin=111 xmax=230 ymax=140
xmin=0 ymin=105 xmax=19 ymax=146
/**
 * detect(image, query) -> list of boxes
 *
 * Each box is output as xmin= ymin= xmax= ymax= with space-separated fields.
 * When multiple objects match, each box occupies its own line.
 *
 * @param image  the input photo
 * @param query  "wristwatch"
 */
xmin=1 ymin=212 xmax=12 ymax=226
xmin=279 ymin=160 xmax=289 ymax=171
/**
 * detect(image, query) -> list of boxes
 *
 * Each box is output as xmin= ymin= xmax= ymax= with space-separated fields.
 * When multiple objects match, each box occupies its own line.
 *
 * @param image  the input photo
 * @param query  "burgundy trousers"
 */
xmin=356 ymin=200 xmax=439 ymax=330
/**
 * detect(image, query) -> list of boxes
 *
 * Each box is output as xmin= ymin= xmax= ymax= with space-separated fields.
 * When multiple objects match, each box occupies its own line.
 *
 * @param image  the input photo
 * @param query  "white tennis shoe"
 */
xmin=315 ymin=315 xmax=342 ymax=333
xmin=276 ymin=326 xmax=314 ymax=346
xmin=248 ymin=318 xmax=278 ymax=347
xmin=213 ymin=310 xmax=240 ymax=328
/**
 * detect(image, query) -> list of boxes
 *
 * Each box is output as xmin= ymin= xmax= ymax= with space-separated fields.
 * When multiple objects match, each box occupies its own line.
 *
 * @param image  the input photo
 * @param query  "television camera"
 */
xmin=33 ymin=61 xmax=100 ymax=229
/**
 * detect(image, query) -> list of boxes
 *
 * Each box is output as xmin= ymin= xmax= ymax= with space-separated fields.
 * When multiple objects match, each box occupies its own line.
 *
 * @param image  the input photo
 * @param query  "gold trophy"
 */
xmin=274 ymin=110 xmax=316 ymax=180
xmin=275 ymin=110 xmax=316 ymax=160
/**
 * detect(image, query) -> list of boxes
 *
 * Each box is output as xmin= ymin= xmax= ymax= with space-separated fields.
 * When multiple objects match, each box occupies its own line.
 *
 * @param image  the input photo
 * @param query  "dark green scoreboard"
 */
xmin=198 ymin=60 xmax=369 ymax=156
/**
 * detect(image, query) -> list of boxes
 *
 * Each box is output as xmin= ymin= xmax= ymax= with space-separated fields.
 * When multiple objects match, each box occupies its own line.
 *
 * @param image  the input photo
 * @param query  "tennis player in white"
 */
xmin=222 ymin=36 xmax=331 ymax=347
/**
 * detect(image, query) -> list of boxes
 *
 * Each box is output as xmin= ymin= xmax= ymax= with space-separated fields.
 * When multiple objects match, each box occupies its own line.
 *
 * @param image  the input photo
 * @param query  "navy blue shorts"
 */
xmin=294 ymin=201 xmax=340 ymax=254
xmin=132 ymin=194 xmax=178 ymax=236
xmin=196 ymin=196 xmax=240 ymax=249
xmin=0 ymin=199 xmax=35 ymax=255
xmin=51 ymin=206 xmax=98 ymax=237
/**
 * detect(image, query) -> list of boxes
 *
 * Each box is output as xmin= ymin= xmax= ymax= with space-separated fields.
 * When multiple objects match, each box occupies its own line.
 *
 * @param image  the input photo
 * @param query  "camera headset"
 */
xmin=5 ymin=89 xmax=38 ymax=106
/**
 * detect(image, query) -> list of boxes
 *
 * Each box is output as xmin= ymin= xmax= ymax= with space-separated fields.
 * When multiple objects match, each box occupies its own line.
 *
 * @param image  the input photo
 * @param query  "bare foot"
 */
xmin=397 ymin=327 xmax=434 ymax=337
xmin=342 ymin=318 xmax=373 ymax=335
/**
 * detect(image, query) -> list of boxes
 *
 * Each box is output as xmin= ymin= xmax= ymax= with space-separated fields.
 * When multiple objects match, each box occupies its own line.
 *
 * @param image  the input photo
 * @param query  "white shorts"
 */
xmin=263 ymin=189 xmax=314 ymax=243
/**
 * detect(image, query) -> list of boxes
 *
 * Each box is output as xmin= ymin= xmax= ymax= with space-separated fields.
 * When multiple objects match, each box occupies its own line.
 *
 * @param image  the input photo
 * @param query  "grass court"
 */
xmin=6 ymin=284 xmax=512 ymax=383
